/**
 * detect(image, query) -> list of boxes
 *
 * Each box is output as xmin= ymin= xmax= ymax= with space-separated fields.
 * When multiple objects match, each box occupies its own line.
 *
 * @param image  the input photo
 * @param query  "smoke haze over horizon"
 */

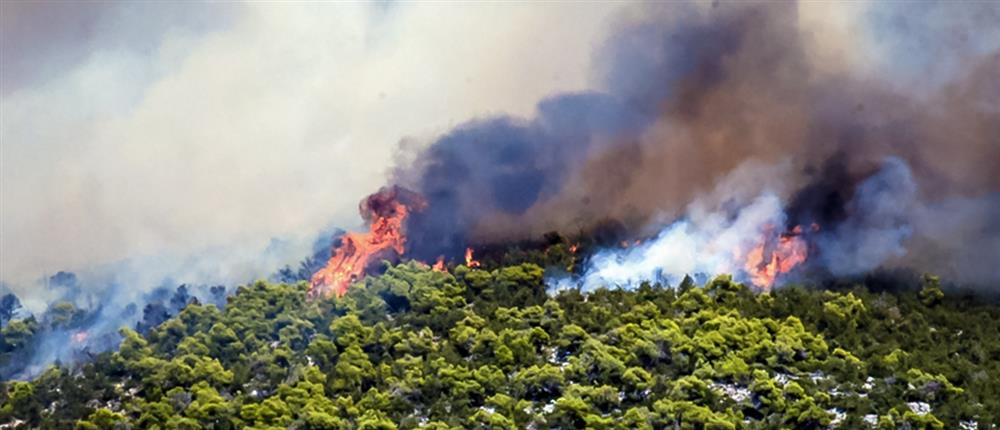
xmin=3 ymin=1 xmax=999 ymax=312
xmin=1 ymin=2 xmax=623 ymax=310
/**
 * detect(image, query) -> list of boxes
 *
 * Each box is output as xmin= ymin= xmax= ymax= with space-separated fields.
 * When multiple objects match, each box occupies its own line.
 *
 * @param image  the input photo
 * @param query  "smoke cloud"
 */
xmin=2 ymin=0 xmax=998 ymax=376
xmin=1 ymin=2 xmax=622 ymax=307
xmin=392 ymin=2 xmax=999 ymax=288
xmin=554 ymin=191 xmax=789 ymax=292
xmin=816 ymin=158 xmax=916 ymax=277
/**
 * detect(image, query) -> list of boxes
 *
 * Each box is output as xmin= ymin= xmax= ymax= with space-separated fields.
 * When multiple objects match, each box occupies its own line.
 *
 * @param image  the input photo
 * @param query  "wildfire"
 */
xmin=465 ymin=247 xmax=481 ymax=268
xmin=432 ymin=256 xmax=447 ymax=272
xmin=71 ymin=330 xmax=89 ymax=344
xmin=309 ymin=186 xmax=427 ymax=298
xmin=743 ymin=225 xmax=809 ymax=291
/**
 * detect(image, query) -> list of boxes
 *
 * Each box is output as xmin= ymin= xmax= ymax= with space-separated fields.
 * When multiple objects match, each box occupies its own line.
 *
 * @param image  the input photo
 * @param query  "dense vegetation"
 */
xmin=2 ymin=245 xmax=999 ymax=429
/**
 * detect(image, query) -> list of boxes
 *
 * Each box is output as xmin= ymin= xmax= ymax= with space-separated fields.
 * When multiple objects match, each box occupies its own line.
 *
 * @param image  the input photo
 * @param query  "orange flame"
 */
xmin=743 ymin=225 xmax=809 ymax=291
xmin=309 ymin=187 xmax=426 ymax=298
xmin=432 ymin=256 xmax=447 ymax=272
xmin=465 ymin=247 xmax=481 ymax=268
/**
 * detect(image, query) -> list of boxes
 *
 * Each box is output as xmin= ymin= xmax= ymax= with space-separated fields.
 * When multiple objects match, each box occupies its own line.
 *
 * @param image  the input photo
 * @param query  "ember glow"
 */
xmin=309 ymin=187 xmax=426 ymax=298
xmin=71 ymin=331 xmax=89 ymax=345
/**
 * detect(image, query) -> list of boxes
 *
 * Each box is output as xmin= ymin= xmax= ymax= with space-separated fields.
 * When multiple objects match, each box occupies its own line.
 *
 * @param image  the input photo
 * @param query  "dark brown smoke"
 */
xmin=390 ymin=1 xmax=1000 ymax=286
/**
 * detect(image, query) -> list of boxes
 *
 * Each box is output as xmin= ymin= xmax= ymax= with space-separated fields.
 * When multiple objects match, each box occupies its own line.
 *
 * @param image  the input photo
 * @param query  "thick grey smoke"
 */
xmin=2 ymin=0 xmax=998 ymax=377
xmin=551 ymin=158 xmax=926 ymax=291
xmin=1 ymin=2 xmax=621 ymax=305
xmin=393 ymin=2 xmax=1000 ymax=288
xmin=817 ymin=158 xmax=916 ymax=277
xmin=1 ymin=2 xmax=623 ymax=377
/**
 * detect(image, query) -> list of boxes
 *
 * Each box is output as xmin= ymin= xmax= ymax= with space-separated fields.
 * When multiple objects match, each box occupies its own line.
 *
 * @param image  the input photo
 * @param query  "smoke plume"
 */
xmin=1 ymin=2 xmax=619 ymax=302
xmin=3 ymin=1 xmax=999 ymax=376
xmin=392 ymin=1 xmax=999 ymax=288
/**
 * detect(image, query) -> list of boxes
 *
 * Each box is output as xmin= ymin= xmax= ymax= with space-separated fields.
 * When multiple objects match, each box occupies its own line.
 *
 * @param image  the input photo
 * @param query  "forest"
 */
xmin=1 ymin=244 xmax=998 ymax=429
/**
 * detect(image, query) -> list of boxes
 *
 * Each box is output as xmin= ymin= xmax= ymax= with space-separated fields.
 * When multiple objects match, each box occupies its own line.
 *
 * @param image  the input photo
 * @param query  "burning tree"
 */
xmin=742 ymin=224 xmax=812 ymax=291
xmin=308 ymin=186 xmax=427 ymax=298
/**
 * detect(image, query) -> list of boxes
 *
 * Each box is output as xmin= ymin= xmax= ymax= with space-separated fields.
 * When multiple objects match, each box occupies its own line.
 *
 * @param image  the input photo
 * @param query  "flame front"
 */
xmin=309 ymin=187 xmax=426 ymax=298
xmin=743 ymin=225 xmax=809 ymax=291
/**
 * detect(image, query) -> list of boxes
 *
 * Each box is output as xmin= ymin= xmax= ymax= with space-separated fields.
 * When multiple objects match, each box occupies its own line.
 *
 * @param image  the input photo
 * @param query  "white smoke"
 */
xmin=552 ymin=157 xmax=927 ymax=292
xmin=553 ymin=190 xmax=789 ymax=292
xmin=1 ymin=2 xmax=623 ymax=305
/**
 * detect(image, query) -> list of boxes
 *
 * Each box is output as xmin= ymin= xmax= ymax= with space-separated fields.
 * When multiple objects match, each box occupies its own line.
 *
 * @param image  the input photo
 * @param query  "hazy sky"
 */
xmin=2 ymin=1 xmax=996 ymax=308
xmin=1 ymin=2 xmax=623 ymax=300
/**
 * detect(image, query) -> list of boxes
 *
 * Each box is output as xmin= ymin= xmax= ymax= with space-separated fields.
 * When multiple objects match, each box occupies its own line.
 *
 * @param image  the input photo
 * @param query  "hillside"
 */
xmin=2 ymin=256 xmax=999 ymax=429
xmin=4 ymin=2 xmax=999 ymax=430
